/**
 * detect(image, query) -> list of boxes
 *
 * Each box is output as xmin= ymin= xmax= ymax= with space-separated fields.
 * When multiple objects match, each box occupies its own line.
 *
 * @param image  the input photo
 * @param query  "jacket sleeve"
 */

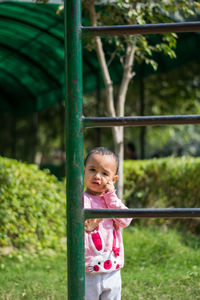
xmin=84 ymin=193 xmax=92 ymax=209
xmin=103 ymin=191 xmax=132 ymax=228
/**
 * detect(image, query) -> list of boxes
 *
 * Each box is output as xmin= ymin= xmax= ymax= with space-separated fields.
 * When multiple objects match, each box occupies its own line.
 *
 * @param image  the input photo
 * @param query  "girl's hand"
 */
xmin=104 ymin=181 xmax=115 ymax=193
xmin=85 ymin=218 xmax=103 ymax=232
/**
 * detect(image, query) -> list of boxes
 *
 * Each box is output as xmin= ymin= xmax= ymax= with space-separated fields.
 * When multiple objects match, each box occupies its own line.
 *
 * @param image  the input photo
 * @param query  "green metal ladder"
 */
xmin=64 ymin=1 xmax=200 ymax=299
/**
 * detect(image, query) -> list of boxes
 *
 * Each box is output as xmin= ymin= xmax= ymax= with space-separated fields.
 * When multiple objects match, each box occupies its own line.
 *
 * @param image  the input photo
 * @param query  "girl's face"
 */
xmin=84 ymin=153 xmax=118 ymax=196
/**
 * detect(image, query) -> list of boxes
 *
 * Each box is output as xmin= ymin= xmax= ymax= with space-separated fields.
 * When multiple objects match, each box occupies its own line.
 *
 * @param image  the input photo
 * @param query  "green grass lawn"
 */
xmin=0 ymin=226 xmax=200 ymax=299
xmin=123 ymin=226 xmax=200 ymax=299
xmin=0 ymin=251 xmax=67 ymax=300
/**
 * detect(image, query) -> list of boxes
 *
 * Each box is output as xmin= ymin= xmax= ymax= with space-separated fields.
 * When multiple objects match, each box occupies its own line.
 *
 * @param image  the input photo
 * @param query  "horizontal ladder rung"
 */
xmin=82 ymin=22 xmax=200 ymax=36
xmin=83 ymin=115 xmax=200 ymax=128
xmin=84 ymin=208 xmax=200 ymax=219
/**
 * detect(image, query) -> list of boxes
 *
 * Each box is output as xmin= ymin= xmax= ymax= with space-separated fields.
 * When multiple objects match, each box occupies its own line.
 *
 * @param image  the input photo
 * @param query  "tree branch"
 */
xmin=88 ymin=0 xmax=120 ymax=140
xmin=117 ymin=39 xmax=136 ymax=117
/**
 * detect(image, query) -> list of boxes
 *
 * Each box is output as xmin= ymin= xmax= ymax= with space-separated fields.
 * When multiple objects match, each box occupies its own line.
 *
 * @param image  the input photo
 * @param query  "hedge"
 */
xmin=124 ymin=156 xmax=200 ymax=233
xmin=1 ymin=156 xmax=200 ymax=251
xmin=0 ymin=157 xmax=66 ymax=250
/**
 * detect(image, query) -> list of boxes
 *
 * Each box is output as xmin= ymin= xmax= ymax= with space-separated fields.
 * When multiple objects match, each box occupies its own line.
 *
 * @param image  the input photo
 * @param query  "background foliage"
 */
xmin=0 ymin=2 xmax=199 ymax=169
xmin=84 ymin=60 xmax=200 ymax=159
xmin=0 ymin=157 xmax=66 ymax=250
xmin=124 ymin=156 xmax=200 ymax=233
xmin=1 ymin=155 xmax=200 ymax=251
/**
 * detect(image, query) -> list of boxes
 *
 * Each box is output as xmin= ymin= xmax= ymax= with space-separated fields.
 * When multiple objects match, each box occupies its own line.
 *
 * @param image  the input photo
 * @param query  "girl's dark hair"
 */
xmin=84 ymin=147 xmax=119 ymax=173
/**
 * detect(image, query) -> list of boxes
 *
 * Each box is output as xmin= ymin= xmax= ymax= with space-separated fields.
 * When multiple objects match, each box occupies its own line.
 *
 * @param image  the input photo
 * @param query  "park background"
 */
xmin=0 ymin=0 xmax=200 ymax=299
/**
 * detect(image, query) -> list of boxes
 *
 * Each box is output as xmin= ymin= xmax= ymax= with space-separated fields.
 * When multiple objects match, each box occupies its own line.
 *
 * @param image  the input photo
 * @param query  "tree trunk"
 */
xmin=11 ymin=114 xmax=17 ymax=159
xmin=32 ymin=111 xmax=38 ymax=163
xmin=139 ymin=64 xmax=146 ymax=159
xmin=88 ymin=1 xmax=136 ymax=200
xmin=115 ymin=43 xmax=136 ymax=199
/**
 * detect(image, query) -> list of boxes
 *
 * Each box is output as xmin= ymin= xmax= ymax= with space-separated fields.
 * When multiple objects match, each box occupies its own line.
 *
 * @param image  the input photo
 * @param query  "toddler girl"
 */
xmin=84 ymin=147 xmax=132 ymax=300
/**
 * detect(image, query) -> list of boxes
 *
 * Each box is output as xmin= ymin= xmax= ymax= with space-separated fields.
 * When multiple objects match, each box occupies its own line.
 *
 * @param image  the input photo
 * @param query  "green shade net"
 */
xmin=0 ymin=1 xmax=199 ymax=116
xmin=0 ymin=2 xmax=67 ymax=115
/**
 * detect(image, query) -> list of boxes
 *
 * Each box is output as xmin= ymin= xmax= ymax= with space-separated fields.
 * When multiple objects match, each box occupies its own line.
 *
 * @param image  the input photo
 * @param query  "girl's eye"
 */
xmin=89 ymin=168 xmax=95 ymax=172
xmin=103 ymin=172 xmax=108 ymax=176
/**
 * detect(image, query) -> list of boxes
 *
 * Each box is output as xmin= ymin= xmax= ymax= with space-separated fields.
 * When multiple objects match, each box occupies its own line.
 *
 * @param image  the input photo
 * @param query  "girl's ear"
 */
xmin=112 ymin=175 xmax=118 ymax=183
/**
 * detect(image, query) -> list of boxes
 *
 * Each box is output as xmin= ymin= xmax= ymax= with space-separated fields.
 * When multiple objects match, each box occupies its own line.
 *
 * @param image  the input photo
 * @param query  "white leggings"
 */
xmin=85 ymin=269 xmax=121 ymax=300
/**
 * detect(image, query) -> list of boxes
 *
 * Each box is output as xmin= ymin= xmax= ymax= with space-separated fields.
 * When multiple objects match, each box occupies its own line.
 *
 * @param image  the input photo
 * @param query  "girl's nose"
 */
xmin=94 ymin=172 xmax=101 ymax=179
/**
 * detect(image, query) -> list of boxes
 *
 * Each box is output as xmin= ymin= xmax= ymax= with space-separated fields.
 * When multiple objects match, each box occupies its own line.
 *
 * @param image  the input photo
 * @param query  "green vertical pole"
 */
xmin=64 ymin=0 xmax=85 ymax=299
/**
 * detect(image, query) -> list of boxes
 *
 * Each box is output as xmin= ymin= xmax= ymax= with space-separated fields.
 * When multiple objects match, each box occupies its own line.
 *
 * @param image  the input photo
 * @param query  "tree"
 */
xmin=141 ymin=60 xmax=200 ymax=158
xmin=82 ymin=0 xmax=199 ymax=199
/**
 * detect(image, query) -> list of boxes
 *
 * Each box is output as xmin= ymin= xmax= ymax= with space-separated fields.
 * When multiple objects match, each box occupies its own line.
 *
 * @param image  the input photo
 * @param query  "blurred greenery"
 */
xmin=124 ymin=156 xmax=200 ymax=233
xmin=0 ymin=1 xmax=199 ymax=166
xmin=1 ymin=155 xmax=200 ymax=251
xmin=84 ymin=60 xmax=200 ymax=158
xmin=0 ymin=59 xmax=199 ymax=177
xmin=1 ymin=226 xmax=200 ymax=299
xmin=0 ymin=156 xmax=66 ymax=250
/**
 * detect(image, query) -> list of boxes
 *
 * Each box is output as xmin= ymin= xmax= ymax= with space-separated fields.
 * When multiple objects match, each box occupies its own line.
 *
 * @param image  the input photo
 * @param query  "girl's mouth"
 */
xmin=92 ymin=181 xmax=101 ymax=185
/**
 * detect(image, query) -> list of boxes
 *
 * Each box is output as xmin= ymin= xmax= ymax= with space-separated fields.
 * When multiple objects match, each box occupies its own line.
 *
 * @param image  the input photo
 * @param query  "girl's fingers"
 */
xmin=84 ymin=218 xmax=103 ymax=232
xmin=105 ymin=181 xmax=115 ymax=192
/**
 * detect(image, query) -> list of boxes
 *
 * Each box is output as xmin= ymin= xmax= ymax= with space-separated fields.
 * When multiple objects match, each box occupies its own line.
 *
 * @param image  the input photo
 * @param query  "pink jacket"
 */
xmin=84 ymin=191 xmax=132 ymax=273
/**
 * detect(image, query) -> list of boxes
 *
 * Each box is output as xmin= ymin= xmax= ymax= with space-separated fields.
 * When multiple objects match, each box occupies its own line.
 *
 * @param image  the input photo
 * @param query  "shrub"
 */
xmin=124 ymin=156 xmax=200 ymax=233
xmin=1 ymin=155 xmax=200 ymax=251
xmin=0 ymin=157 xmax=66 ymax=250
